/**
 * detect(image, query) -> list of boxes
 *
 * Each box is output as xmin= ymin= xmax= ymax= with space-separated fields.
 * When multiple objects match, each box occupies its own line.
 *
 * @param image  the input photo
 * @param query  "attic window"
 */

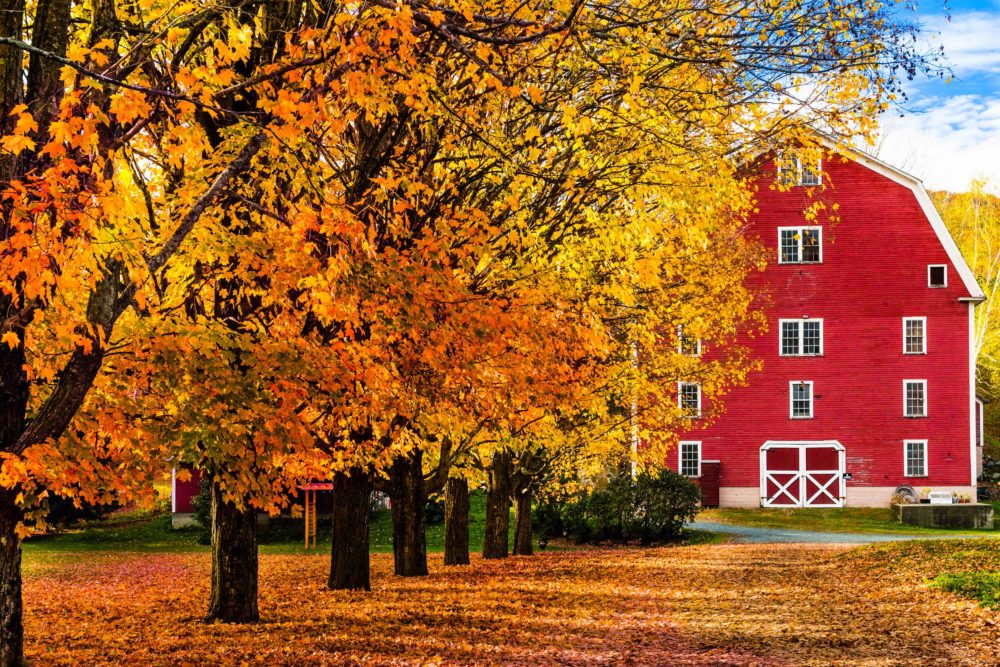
xmin=778 ymin=156 xmax=822 ymax=186
xmin=928 ymin=265 xmax=947 ymax=288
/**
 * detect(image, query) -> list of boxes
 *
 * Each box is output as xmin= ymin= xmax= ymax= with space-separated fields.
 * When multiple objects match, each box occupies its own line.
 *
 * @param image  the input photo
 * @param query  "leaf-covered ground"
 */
xmin=23 ymin=541 xmax=1000 ymax=666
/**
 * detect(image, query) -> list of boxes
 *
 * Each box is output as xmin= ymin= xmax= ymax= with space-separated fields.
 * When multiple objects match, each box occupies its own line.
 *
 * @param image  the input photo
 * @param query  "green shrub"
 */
xmin=424 ymin=497 xmax=445 ymax=526
xmin=558 ymin=470 xmax=701 ymax=545
xmin=931 ymin=572 xmax=1000 ymax=609
xmin=191 ymin=476 xmax=212 ymax=545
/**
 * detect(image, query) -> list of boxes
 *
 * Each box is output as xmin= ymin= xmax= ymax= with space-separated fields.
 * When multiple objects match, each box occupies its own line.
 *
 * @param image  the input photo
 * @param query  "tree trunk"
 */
xmin=205 ymin=480 xmax=259 ymax=623
xmin=483 ymin=450 xmax=512 ymax=559
xmin=513 ymin=487 xmax=533 ymax=556
xmin=444 ymin=477 xmax=470 ymax=565
xmin=0 ymin=495 xmax=23 ymax=667
xmin=388 ymin=450 xmax=428 ymax=576
xmin=328 ymin=468 xmax=372 ymax=590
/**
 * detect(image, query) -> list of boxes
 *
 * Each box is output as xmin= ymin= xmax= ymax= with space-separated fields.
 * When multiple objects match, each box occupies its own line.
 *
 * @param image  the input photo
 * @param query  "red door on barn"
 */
xmin=760 ymin=441 xmax=845 ymax=507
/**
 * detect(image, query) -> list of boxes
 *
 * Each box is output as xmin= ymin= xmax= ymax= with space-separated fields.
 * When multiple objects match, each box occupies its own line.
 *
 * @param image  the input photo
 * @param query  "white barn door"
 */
xmin=761 ymin=441 xmax=845 ymax=508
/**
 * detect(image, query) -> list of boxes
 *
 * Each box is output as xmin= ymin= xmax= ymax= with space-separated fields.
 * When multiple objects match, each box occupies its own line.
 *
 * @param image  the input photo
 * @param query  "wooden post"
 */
xmin=304 ymin=489 xmax=308 ymax=549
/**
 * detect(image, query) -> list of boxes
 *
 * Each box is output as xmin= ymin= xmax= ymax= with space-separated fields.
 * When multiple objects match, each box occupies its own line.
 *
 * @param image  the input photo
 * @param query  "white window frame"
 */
xmin=928 ymin=264 xmax=948 ymax=288
xmin=778 ymin=156 xmax=822 ymax=186
xmin=676 ymin=325 xmax=702 ymax=357
xmin=778 ymin=226 xmax=823 ymax=264
xmin=778 ymin=318 xmax=824 ymax=356
xmin=679 ymin=441 xmax=702 ymax=477
xmin=902 ymin=317 xmax=927 ymax=355
xmin=903 ymin=440 xmax=928 ymax=477
xmin=903 ymin=379 xmax=928 ymax=418
xmin=789 ymin=381 xmax=814 ymax=419
xmin=678 ymin=382 xmax=702 ymax=418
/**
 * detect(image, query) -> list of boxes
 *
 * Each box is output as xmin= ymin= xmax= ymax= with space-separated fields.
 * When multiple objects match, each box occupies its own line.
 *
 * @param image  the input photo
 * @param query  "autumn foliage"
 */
xmin=0 ymin=0 xmax=948 ymax=662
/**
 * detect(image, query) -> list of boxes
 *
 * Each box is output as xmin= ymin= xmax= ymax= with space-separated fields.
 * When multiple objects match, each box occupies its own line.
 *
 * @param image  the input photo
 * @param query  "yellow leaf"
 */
xmin=0 ymin=134 xmax=35 ymax=155
xmin=1 ymin=332 xmax=19 ymax=349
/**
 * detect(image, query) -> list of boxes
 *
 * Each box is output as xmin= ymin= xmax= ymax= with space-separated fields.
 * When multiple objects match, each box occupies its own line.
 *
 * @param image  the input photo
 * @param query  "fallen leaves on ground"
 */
xmin=22 ymin=541 xmax=1000 ymax=666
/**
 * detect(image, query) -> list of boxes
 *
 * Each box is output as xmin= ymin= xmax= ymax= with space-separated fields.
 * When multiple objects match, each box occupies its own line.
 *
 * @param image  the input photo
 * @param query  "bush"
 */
xmin=533 ymin=501 xmax=565 ymax=542
xmin=191 ymin=476 xmax=212 ymax=545
xmin=44 ymin=495 xmax=118 ymax=527
xmin=558 ymin=470 xmax=700 ymax=545
xmin=424 ymin=497 xmax=445 ymax=526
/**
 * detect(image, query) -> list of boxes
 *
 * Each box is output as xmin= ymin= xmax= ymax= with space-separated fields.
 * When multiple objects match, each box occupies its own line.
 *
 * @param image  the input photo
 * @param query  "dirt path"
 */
xmin=22 ymin=543 xmax=1000 ymax=665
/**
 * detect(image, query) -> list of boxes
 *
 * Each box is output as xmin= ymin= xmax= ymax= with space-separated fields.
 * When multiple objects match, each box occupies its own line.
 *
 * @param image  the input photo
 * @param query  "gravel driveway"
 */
xmin=687 ymin=520 xmax=998 ymax=543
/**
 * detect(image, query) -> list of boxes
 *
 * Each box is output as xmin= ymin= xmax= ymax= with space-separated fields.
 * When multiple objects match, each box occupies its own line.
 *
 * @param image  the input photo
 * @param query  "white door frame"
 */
xmin=760 ymin=440 xmax=845 ymax=508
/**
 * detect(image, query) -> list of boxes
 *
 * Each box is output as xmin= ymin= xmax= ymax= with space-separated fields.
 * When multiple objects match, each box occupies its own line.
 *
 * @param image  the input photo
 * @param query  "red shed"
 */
xmin=668 ymin=144 xmax=985 ymax=507
xmin=171 ymin=467 xmax=202 ymax=527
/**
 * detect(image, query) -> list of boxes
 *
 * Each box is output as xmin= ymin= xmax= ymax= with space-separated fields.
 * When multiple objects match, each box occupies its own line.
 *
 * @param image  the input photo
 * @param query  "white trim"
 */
xmin=903 ymin=379 xmax=928 ymax=417
xmin=678 ymin=381 xmax=702 ymax=418
xmin=903 ymin=439 xmax=929 ymax=477
xmin=679 ymin=441 xmax=702 ymax=477
xmin=928 ymin=264 xmax=948 ymax=288
xmin=970 ymin=302 xmax=978 ymax=486
xmin=171 ymin=467 xmax=177 ymax=514
xmin=759 ymin=440 xmax=845 ymax=508
xmin=676 ymin=325 xmax=702 ymax=356
xmin=777 ymin=226 xmax=823 ymax=264
xmin=778 ymin=318 xmax=824 ymax=356
xmin=789 ymin=380 xmax=814 ymax=419
xmin=902 ymin=316 xmax=927 ymax=354
xmin=817 ymin=139 xmax=984 ymax=300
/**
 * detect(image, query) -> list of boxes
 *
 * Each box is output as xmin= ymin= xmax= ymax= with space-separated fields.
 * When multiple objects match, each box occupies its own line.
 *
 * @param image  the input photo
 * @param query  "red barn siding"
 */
xmin=667 ymin=152 xmax=978 ymax=506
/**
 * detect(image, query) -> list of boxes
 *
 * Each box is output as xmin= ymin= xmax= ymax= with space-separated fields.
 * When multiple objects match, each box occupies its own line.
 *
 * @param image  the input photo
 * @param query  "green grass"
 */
xmin=698 ymin=506 xmax=1000 ymax=536
xmin=23 ymin=491 xmax=516 ymax=555
xmin=930 ymin=572 xmax=1000 ymax=609
xmin=24 ymin=513 xmax=206 ymax=554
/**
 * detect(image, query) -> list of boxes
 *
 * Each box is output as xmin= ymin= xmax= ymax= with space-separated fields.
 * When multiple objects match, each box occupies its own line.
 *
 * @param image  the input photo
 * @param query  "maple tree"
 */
xmin=0 ymin=0 xmax=944 ymax=662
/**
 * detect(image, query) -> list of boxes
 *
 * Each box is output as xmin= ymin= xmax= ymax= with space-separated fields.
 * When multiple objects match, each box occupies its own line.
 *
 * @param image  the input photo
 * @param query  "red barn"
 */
xmin=668 ymin=145 xmax=985 ymax=507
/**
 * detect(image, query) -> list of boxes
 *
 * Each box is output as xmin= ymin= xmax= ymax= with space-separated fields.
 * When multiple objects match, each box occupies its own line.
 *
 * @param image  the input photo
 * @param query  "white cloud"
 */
xmin=924 ymin=11 xmax=1000 ymax=77
xmin=873 ymin=94 xmax=1000 ymax=192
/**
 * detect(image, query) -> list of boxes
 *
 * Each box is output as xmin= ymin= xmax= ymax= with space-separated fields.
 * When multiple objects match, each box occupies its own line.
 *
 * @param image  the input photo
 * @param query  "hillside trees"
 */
xmin=0 ymin=0 xmax=944 ymax=663
xmin=934 ymin=183 xmax=1000 ymax=446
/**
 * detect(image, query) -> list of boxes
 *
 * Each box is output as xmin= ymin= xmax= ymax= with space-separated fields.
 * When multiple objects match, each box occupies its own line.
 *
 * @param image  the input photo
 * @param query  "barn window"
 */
xmin=679 ymin=441 xmax=701 ymax=477
xmin=778 ymin=227 xmax=822 ymax=263
xmin=780 ymin=319 xmax=823 ymax=356
xmin=778 ymin=156 xmax=822 ymax=186
xmin=904 ymin=440 xmax=928 ymax=477
xmin=904 ymin=380 xmax=927 ymax=417
xmin=928 ymin=265 xmax=947 ymax=288
xmin=678 ymin=382 xmax=701 ymax=418
xmin=790 ymin=381 xmax=814 ymax=418
xmin=677 ymin=325 xmax=701 ymax=356
xmin=903 ymin=317 xmax=926 ymax=354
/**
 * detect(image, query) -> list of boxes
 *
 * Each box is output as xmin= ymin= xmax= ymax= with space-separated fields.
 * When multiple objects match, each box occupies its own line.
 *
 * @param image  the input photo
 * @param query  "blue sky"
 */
xmin=875 ymin=0 xmax=1000 ymax=191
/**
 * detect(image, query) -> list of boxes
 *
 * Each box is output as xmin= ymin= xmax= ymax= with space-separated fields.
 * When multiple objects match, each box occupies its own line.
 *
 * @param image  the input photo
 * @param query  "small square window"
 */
xmin=928 ymin=265 xmax=947 ymax=288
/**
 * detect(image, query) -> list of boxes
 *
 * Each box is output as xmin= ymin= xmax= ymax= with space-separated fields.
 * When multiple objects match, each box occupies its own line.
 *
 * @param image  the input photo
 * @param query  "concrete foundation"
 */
xmin=894 ymin=502 xmax=994 ymax=530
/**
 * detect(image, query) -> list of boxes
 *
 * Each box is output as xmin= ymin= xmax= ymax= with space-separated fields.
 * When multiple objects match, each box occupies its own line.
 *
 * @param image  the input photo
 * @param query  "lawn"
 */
xmin=22 ymin=491 xmax=512 ymax=556
xmin=698 ymin=504 xmax=1000 ymax=535
xmin=19 ymin=538 xmax=1000 ymax=665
